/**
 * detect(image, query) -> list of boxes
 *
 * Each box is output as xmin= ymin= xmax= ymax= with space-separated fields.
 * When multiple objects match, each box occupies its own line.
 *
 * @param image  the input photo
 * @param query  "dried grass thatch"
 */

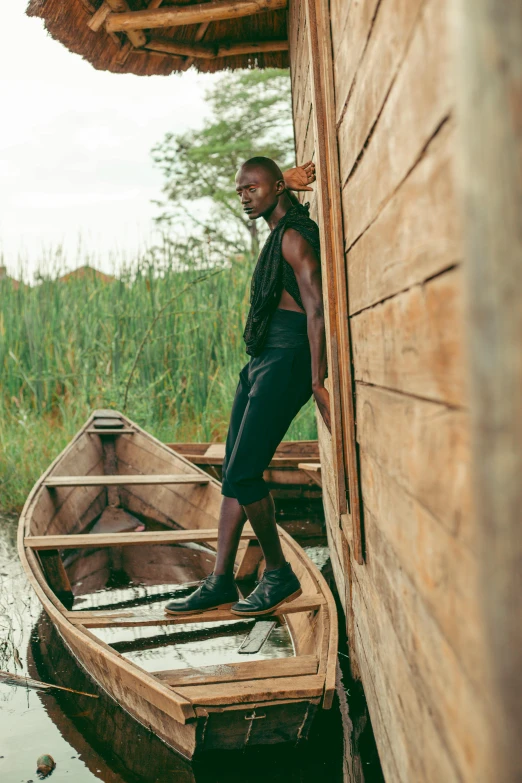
xmin=26 ymin=0 xmax=289 ymax=76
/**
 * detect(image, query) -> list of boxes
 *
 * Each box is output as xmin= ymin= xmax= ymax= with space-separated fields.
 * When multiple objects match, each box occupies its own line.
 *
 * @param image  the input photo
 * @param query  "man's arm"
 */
xmin=281 ymin=228 xmax=331 ymax=432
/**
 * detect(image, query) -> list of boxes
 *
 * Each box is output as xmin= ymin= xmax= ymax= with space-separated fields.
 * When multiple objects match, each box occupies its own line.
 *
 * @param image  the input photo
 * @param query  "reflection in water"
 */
xmin=0 ymin=511 xmax=345 ymax=782
xmin=30 ymin=614 xmax=343 ymax=782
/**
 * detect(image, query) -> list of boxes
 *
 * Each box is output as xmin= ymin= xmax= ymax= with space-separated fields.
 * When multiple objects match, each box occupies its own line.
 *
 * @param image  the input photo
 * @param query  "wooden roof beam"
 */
xmin=105 ymin=0 xmax=146 ymax=47
xmin=145 ymin=37 xmax=289 ymax=60
xmin=105 ymin=0 xmax=288 ymax=34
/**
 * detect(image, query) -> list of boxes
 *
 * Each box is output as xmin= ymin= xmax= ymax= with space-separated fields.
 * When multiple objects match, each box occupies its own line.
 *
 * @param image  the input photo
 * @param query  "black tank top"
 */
xmin=243 ymin=203 xmax=320 ymax=356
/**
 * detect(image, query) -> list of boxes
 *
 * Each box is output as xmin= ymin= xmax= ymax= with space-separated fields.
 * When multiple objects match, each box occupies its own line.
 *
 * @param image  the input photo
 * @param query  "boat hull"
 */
xmin=18 ymin=410 xmax=336 ymax=758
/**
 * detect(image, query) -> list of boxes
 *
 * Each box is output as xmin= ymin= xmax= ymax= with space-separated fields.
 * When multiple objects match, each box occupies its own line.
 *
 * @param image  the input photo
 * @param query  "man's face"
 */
xmin=235 ymin=165 xmax=283 ymax=221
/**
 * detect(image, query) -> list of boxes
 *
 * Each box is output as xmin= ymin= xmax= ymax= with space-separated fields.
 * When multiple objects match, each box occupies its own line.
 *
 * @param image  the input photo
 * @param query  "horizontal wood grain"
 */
xmin=25 ymin=527 xmax=256 ymax=550
xmin=86 ymin=428 xmax=136 ymax=434
xmin=332 ymin=0 xmax=380 ymax=124
xmin=44 ymin=474 xmax=210 ymax=487
xmin=359 ymin=450 xmax=484 ymax=685
xmin=350 ymin=267 xmax=467 ymax=406
xmin=347 ymin=120 xmax=461 ymax=314
xmin=356 ymin=384 xmax=472 ymax=546
xmin=341 ymin=0 xmax=453 ymax=249
xmin=176 ymin=674 xmax=324 ymax=706
xmin=68 ymin=594 xmax=325 ymax=627
xmin=357 ymin=508 xmax=491 ymax=781
xmin=156 ymin=656 xmax=319 ymax=687
xmin=352 ymin=565 xmax=460 ymax=782
xmin=336 ymin=0 xmax=424 ymax=182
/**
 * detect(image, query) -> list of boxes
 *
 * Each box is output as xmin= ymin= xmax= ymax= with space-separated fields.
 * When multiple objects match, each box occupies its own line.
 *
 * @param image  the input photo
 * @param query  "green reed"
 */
xmin=0 ymin=246 xmax=317 ymax=511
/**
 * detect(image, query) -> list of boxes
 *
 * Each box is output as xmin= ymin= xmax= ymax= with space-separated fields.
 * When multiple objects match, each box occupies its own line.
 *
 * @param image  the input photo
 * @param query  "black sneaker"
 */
xmin=230 ymin=562 xmax=302 ymax=617
xmin=164 ymin=574 xmax=238 ymax=615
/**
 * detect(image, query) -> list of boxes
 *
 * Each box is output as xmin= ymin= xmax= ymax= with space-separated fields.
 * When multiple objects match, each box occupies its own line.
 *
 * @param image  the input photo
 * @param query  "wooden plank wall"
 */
xmin=290 ymin=0 xmax=496 ymax=780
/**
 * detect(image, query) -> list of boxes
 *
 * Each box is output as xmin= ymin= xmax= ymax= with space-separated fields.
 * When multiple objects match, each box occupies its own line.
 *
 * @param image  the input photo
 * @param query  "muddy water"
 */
xmin=0 ymin=511 xmax=345 ymax=782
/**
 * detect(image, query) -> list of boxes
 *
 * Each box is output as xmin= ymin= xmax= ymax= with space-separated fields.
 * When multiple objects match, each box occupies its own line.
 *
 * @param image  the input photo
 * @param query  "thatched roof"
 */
xmin=27 ymin=0 xmax=289 ymax=76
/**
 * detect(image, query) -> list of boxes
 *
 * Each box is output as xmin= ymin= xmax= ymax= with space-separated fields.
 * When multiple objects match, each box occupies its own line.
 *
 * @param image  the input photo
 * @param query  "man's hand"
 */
xmin=283 ymin=160 xmax=316 ymax=192
xmin=313 ymin=385 xmax=331 ymax=433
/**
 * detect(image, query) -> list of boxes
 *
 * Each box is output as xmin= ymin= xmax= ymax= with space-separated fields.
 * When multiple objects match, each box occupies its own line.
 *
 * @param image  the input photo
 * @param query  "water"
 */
xmin=0 ymin=510 xmax=347 ymax=782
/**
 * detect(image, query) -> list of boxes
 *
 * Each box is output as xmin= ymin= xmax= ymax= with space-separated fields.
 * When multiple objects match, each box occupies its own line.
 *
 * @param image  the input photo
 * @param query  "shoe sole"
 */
xmin=164 ymin=601 xmax=235 ymax=616
xmin=229 ymin=588 xmax=303 ymax=617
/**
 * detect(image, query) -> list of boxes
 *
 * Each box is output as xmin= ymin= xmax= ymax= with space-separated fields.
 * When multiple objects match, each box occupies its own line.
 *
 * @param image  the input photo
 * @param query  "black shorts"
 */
xmin=221 ymin=309 xmax=313 ymax=506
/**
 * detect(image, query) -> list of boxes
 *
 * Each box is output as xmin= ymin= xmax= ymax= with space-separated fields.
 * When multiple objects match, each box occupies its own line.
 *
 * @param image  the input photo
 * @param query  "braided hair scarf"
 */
xmin=243 ymin=202 xmax=321 ymax=357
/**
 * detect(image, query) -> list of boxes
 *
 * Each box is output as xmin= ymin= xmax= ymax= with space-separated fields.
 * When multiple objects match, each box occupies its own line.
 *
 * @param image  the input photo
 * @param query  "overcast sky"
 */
xmin=1 ymin=2 xmax=219 ymax=279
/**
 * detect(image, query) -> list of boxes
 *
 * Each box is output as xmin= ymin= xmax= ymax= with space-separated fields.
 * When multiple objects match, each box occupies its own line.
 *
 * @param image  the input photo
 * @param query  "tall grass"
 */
xmin=0 ymin=246 xmax=316 ymax=511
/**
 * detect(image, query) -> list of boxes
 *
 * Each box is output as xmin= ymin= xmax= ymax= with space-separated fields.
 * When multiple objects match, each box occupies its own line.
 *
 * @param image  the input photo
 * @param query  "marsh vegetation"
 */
xmin=0 ymin=249 xmax=316 ymax=512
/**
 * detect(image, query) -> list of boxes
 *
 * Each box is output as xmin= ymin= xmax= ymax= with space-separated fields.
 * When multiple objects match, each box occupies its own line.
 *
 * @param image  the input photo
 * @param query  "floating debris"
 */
xmin=36 ymin=754 xmax=56 ymax=777
xmin=0 ymin=669 xmax=98 ymax=698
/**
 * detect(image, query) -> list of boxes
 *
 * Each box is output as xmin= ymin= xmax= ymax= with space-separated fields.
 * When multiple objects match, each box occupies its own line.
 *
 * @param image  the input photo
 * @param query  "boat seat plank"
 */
xmin=238 ymin=620 xmax=276 ymax=654
xmin=174 ymin=674 xmax=325 ymax=706
xmin=43 ymin=474 xmax=210 ymax=487
xmin=297 ymin=462 xmax=321 ymax=472
xmin=155 ymin=655 xmax=319 ymax=687
xmin=66 ymin=594 xmax=325 ymax=628
xmin=25 ymin=527 xmax=257 ymax=550
xmin=203 ymin=443 xmax=226 ymax=458
xmin=86 ymin=428 xmax=136 ymax=434
xmin=172 ymin=454 xmax=320 ymax=468
xmin=92 ymin=417 xmax=125 ymax=429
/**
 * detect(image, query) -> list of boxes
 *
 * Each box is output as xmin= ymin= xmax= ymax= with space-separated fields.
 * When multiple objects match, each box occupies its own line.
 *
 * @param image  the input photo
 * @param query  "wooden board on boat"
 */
xmin=18 ymin=410 xmax=337 ymax=759
xmin=167 ymin=440 xmax=323 ymax=500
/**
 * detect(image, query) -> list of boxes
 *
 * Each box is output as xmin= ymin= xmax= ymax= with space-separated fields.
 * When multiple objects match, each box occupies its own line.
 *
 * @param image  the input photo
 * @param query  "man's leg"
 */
xmin=242 ymin=494 xmax=284 ymax=572
xmin=165 ymin=364 xmax=250 ymax=614
xmin=213 ymin=496 xmax=247 ymax=576
xmin=225 ymin=346 xmax=313 ymax=614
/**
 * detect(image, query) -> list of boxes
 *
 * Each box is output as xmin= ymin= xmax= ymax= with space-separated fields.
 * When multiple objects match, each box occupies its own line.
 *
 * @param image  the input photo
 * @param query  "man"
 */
xmin=165 ymin=156 xmax=330 ymax=617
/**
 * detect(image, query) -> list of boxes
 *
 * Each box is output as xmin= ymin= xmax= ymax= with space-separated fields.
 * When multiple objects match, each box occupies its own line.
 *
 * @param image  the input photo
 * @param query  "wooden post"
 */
xmin=456 ymin=1 xmax=522 ymax=780
xmin=305 ymin=0 xmax=363 ymax=563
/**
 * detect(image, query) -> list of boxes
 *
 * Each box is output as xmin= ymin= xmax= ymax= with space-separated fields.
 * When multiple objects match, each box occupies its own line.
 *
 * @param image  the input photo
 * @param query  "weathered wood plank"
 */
xmin=357 ymin=508 xmax=493 ymax=781
xmin=347 ymin=120 xmax=461 ymax=314
xmin=355 ymin=384 xmax=472 ymax=546
xmin=351 ymin=574 xmax=459 ymax=783
xmin=350 ymin=268 xmax=467 ymax=406
xmin=359 ymin=450 xmax=485 ymax=686
xmin=25 ymin=527 xmax=256 ymax=550
xmin=337 ymin=0 xmax=424 ymax=183
xmin=44 ymin=474 xmax=210 ymax=487
xmin=341 ymin=0 xmax=453 ymax=249
xmin=329 ymin=0 xmax=352 ymax=60
xmin=238 ymin=620 xmax=277 ymax=654
xmin=155 ymin=655 xmax=319 ymax=686
xmin=68 ymin=594 xmax=325 ymax=627
xmin=332 ymin=0 xmax=380 ymax=124
xmin=176 ymin=674 xmax=324 ymax=706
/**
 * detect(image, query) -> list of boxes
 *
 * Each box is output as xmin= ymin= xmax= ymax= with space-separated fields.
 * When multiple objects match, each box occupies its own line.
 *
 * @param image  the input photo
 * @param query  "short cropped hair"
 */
xmin=241 ymin=156 xmax=284 ymax=182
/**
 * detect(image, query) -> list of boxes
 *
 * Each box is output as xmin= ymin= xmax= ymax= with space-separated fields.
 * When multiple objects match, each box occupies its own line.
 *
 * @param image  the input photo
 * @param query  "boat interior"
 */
xmin=20 ymin=411 xmax=336 ymax=723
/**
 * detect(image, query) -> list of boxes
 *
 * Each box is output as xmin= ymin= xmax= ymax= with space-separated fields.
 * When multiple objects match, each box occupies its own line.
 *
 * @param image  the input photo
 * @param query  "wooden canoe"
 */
xmin=18 ymin=409 xmax=337 ymax=759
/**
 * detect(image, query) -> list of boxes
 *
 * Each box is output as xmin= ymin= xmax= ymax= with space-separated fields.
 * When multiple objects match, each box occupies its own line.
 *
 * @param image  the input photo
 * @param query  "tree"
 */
xmin=151 ymin=69 xmax=295 ymax=260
